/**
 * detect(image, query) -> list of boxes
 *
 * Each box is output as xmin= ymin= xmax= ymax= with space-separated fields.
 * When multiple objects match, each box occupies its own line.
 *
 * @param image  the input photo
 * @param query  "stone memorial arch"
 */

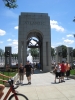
xmin=55 ymin=46 xmax=73 ymax=64
xmin=18 ymin=12 xmax=51 ymax=72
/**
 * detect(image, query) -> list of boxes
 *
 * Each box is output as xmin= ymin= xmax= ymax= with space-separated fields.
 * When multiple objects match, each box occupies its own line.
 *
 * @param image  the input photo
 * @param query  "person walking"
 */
xmin=18 ymin=63 xmax=24 ymax=84
xmin=54 ymin=62 xmax=61 ymax=83
xmin=38 ymin=62 xmax=41 ymax=69
xmin=24 ymin=61 xmax=33 ymax=85
xmin=60 ymin=61 xmax=66 ymax=82
xmin=65 ymin=61 xmax=71 ymax=80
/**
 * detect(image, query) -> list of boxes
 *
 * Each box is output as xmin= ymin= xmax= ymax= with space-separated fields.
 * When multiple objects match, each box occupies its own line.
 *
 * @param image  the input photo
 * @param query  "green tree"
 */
xmin=3 ymin=0 xmax=17 ymax=8
xmin=60 ymin=45 xmax=67 ymax=58
xmin=12 ymin=53 xmax=18 ymax=59
xmin=29 ymin=48 xmax=39 ymax=57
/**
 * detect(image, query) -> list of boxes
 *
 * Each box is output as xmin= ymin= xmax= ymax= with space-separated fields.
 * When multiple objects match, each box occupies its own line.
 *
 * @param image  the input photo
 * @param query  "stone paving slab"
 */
xmin=2 ymin=70 xmax=75 ymax=100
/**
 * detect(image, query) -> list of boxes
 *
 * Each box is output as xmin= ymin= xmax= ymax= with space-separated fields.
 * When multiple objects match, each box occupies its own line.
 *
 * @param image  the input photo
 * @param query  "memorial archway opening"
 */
xmin=26 ymin=31 xmax=43 ymax=70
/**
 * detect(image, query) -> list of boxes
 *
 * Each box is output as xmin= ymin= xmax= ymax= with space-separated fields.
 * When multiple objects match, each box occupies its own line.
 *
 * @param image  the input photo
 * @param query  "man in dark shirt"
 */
xmin=24 ymin=61 xmax=33 ymax=85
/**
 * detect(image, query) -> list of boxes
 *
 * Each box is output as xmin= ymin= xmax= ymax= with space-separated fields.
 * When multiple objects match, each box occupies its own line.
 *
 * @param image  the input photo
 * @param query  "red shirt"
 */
xmin=60 ymin=63 xmax=65 ymax=72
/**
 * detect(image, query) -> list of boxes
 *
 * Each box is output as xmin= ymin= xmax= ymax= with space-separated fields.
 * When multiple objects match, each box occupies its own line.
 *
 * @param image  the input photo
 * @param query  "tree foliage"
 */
xmin=12 ymin=53 xmax=18 ymax=58
xmin=60 ymin=45 xmax=67 ymax=58
xmin=29 ymin=48 xmax=39 ymax=57
xmin=3 ymin=0 xmax=17 ymax=8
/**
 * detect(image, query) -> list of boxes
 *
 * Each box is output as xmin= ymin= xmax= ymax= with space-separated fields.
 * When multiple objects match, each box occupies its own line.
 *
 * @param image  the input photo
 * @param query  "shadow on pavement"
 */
xmin=51 ymin=82 xmax=59 ymax=84
xmin=33 ymin=68 xmax=44 ymax=74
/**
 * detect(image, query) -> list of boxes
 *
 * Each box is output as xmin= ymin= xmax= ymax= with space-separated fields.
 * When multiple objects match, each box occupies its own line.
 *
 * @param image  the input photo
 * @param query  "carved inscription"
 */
xmin=24 ymin=21 xmax=45 ymax=25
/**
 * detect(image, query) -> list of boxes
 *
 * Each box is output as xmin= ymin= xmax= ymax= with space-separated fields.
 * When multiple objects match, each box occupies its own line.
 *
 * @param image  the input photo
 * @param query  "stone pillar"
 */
xmin=5 ymin=47 xmax=12 ymax=67
xmin=23 ymin=41 xmax=27 ymax=66
xmin=67 ymin=47 xmax=73 ymax=63
xmin=18 ymin=42 xmax=22 ymax=66
xmin=55 ymin=46 xmax=62 ymax=64
xmin=21 ymin=41 xmax=24 ymax=64
xmin=43 ymin=40 xmax=51 ymax=72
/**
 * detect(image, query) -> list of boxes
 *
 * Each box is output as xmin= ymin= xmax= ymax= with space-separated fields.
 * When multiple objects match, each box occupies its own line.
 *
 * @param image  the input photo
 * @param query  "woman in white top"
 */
xmin=54 ymin=62 xmax=61 ymax=83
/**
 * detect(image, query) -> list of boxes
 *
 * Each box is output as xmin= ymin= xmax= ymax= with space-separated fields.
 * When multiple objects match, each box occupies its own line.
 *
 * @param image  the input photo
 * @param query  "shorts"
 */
xmin=56 ymin=72 xmax=61 ymax=77
xmin=66 ymin=70 xmax=70 ymax=77
xmin=19 ymin=73 xmax=24 ymax=80
xmin=26 ymin=72 xmax=31 ymax=77
xmin=61 ymin=72 xmax=65 ymax=76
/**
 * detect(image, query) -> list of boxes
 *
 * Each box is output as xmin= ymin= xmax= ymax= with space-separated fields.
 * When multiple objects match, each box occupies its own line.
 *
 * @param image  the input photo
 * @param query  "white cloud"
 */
xmin=8 ymin=40 xmax=18 ymax=53
xmin=51 ymin=39 xmax=74 ymax=48
xmin=63 ymin=39 xmax=74 ymax=44
xmin=51 ymin=42 xmax=62 ymax=48
xmin=14 ymin=46 xmax=18 ymax=49
xmin=51 ymin=45 xmax=55 ymax=48
xmin=50 ymin=20 xmax=65 ymax=32
xmin=0 ymin=41 xmax=3 ymax=44
xmin=30 ymin=40 xmax=36 ymax=45
xmin=13 ymin=46 xmax=18 ymax=53
xmin=0 ymin=29 xmax=6 ymax=36
xmin=12 ymin=40 xmax=18 ymax=45
xmin=66 ymin=34 xmax=73 ymax=38
xmin=14 ymin=26 xmax=18 ymax=30
xmin=7 ymin=39 xmax=12 ymax=41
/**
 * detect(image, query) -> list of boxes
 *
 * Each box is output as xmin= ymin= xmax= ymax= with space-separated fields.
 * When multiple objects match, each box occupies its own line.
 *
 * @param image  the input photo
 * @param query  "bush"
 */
xmin=0 ymin=71 xmax=17 ymax=84
xmin=70 ymin=69 xmax=75 ymax=75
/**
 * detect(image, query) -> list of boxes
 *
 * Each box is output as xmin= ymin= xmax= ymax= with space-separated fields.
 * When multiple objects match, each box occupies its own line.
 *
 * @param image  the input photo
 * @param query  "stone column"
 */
xmin=21 ymin=41 xmax=24 ymax=64
xmin=23 ymin=41 xmax=27 ymax=66
xmin=67 ymin=47 xmax=73 ymax=63
xmin=43 ymin=40 xmax=51 ymax=72
xmin=5 ymin=47 xmax=12 ymax=68
xmin=55 ymin=46 xmax=62 ymax=64
xmin=42 ymin=41 xmax=46 ymax=71
xmin=18 ymin=42 xmax=22 ymax=66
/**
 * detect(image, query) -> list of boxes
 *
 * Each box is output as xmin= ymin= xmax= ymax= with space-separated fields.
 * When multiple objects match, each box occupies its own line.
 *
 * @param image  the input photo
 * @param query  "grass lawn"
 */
xmin=70 ymin=69 xmax=75 ymax=75
xmin=0 ymin=71 xmax=17 ymax=84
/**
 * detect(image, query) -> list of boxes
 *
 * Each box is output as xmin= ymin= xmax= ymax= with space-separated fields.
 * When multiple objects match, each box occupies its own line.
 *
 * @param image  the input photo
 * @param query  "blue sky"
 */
xmin=0 ymin=0 xmax=75 ymax=53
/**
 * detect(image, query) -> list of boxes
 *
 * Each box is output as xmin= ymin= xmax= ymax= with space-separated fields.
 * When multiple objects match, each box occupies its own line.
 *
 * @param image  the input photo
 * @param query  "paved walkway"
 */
xmin=2 ymin=69 xmax=75 ymax=100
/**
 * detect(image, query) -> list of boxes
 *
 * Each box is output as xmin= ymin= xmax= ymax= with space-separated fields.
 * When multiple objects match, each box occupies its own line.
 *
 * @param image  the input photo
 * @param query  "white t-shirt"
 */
xmin=56 ymin=65 xmax=61 ymax=72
